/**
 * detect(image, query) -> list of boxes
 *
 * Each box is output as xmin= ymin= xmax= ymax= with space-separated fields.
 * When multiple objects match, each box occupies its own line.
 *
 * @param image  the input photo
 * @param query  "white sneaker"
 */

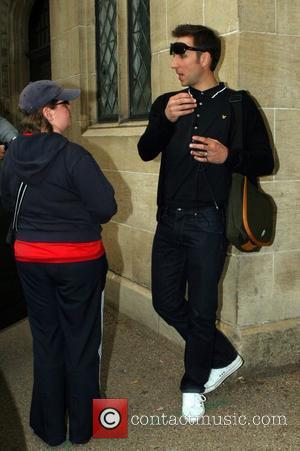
xmin=182 ymin=393 xmax=206 ymax=423
xmin=204 ymin=355 xmax=243 ymax=394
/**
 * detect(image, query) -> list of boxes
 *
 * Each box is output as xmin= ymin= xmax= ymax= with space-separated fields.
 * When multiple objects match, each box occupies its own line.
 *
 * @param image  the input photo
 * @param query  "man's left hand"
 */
xmin=189 ymin=136 xmax=228 ymax=164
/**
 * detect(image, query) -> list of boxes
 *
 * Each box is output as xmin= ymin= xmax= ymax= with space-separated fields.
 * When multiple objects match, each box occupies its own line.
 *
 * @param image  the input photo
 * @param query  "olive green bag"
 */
xmin=226 ymin=94 xmax=276 ymax=252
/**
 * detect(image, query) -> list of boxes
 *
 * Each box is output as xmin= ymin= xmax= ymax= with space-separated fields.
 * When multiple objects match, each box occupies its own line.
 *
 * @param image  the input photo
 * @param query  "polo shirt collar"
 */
xmin=188 ymin=82 xmax=226 ymax=99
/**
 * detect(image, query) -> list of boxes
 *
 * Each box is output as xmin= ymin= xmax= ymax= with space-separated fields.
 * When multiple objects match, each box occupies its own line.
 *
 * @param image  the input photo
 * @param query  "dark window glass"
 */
xmin=128 ymin=0 xmax=151 ymax=118
xmin=95 ymin=0 xmax=118 ymax=120
xmin=28 ymin=0 xmax=51 ymax=81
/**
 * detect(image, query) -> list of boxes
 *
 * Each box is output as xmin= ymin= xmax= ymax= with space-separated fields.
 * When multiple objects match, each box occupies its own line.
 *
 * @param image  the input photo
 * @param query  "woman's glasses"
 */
xmin=55 ymin=100 xmax=70 ymax=106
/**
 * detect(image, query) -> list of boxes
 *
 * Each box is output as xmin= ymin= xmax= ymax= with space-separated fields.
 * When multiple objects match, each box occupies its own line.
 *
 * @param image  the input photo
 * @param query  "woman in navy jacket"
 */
xmin=1 ymin=80 xmax=117 ymax=446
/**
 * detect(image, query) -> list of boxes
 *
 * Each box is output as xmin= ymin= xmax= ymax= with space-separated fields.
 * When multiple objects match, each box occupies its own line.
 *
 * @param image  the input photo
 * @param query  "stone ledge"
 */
xmin=105 ymin=272 xmax=300 ymax=370
xmin=82 ymin=122 xmax=147 ymax=138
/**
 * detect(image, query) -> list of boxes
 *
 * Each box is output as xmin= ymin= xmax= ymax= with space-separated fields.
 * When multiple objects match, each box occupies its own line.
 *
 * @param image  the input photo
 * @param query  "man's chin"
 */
xmin=179 ymin=80 xmax=188 ymax=86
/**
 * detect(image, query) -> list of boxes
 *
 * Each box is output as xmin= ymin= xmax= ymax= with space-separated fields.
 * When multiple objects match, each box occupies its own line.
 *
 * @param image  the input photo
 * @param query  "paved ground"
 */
xmin=0 ymin=305 xmax=299 ymax=450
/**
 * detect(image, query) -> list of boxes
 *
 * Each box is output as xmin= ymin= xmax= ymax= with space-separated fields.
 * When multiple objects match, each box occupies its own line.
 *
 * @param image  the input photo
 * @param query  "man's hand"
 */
xmin=165 ymin=93 xmax=196 ymax=123
xmin=0 ymin=144 xmax=5 ymax=160
xmin=190 ymin=136 xmax=228 ymax=164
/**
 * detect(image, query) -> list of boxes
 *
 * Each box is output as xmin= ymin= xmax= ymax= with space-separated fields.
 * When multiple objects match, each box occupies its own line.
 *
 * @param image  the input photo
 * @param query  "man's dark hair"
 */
xmin=172 ymin=24 xmax=221 ymax=71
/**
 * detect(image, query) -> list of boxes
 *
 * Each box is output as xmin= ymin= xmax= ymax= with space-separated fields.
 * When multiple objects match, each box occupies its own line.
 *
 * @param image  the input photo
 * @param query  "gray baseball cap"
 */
xmin=19 ymin=80 xmax=80 ymax=113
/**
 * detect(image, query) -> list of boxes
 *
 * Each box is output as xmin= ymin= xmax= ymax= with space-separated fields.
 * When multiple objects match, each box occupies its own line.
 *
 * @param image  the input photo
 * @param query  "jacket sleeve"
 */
xmin=0 ymin=116 xmax=18 ymax=144
xmin=0 ymin=153 xmax=17 ymax=213
xmin=70 ymin=151 xmax=117 ymax=224
xmin=137 ymin=94 xmax=176 ymax=161
xmin=225 ymin=92 xmax=274 ymax=177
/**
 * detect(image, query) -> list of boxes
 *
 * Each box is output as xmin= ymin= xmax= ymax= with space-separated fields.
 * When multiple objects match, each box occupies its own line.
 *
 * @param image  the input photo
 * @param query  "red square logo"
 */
xmin=93 ymin=399 xmax=128 ymax=439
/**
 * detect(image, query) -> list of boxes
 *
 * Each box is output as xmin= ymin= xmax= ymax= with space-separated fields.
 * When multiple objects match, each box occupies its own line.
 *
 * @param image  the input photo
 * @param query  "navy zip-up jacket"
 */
xmin=1 ymin=132 xmax=117 ymax=242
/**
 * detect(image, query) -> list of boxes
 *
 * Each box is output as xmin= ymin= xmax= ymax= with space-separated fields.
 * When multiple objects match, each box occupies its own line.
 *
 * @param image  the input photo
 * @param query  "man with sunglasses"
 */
xmin=138 ymin=24 xmax=274 ymax=422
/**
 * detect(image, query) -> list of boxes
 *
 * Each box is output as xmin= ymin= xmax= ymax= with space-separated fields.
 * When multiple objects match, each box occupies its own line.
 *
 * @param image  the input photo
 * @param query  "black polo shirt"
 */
xmin=138 ymin=82 xmax=274 ymax=210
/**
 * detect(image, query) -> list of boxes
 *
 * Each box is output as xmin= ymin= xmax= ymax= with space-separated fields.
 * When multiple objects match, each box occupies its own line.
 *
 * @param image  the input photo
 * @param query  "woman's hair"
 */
xmin=20 ymin=100 xmax=57 ymax=133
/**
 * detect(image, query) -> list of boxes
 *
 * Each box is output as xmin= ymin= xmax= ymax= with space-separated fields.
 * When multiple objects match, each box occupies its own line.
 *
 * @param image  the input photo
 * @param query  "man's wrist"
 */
xmin=162 ymin=111 xmax=176 ymax=127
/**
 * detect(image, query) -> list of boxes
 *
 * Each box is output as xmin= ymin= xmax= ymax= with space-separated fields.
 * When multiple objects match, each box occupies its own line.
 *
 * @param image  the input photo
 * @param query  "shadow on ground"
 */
xmin=0 ymin=369 xmax=27 ymax=450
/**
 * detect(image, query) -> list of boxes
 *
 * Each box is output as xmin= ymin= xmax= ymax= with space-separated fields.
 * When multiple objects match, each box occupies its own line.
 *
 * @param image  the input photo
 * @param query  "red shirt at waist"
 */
xmin=14 ymin=240 xmax=105 ymax=263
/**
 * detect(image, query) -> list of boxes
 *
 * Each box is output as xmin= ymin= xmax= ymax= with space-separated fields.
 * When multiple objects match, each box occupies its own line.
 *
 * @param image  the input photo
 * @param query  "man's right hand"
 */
xmin=165 ymin=92 xmax=196 ymax=123
xmin=0 ymin=144 xmax=5 ymax=160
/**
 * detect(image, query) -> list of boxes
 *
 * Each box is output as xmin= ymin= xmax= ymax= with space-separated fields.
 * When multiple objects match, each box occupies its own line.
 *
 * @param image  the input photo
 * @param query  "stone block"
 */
xmin=166 ymin=0 xmax=203 ymax=36
xmin=102 ymin=221 xmax=154 ymax=288
xmin=150 ymin=0 xmax=168 ymax=53
xmin=239 ymin=319 xmax=300 ymax=369
xmin=276 ymin=0 xmax=300 ymax=35
xmin=151 ymin=53 xmax=161 ymax=101
xmin=105 ymin=272 xmax=159 ymax=334
xmin=79 ymin=25 xmax=96 ymax=76
xmin=272 ymin=209 xmax=300 ymax=253
xmin=236 ymin=253 xmax=275 ymax=325
xmin=83 ymin=135 xmax=160 ymax=175
xmin=103 ymin=171 xmax=158 ymax=232
xmin=65 ymin=120 xmax=85 ymax=145
xmin=239 ymin=33 xmax=300 ymax=108
xmin=102 ymin=222 xmax=132 ymax=280
xmin=217 ymin=33 xmax=239 ymax=89
xmin=275 ymin=110 xmax=300 ymax=180
xmin=132 ymin=229 xmax=154 ymax=288
xmin=51 ymin=28 xmax=80 ymax=80
xmin=274 ymin=252 xmax=300 ymax=320
xmin=86 ymin=73 xmax=97 ymax=123
xmin=50 ymin=0 xmax=78 ymax=38
xmin=219 ymin=255 xmax=238 ymax=325
xmin=78 ymin=0 xmax=95 ymax=26
xmin=205 ymin=0 xmax=238 ymax=34
xmin=258 ymin=108 xmax=276 ymax=180
xmin=239 ymin=0 xmax=275 ymax=32
xmin=266 ymin=180 xmax=300 ymax=252
xmin=261 ymin=108 xmax=275 ymax=144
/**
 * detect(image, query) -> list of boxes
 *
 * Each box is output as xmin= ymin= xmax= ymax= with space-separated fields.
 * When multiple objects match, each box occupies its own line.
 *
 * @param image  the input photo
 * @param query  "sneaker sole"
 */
xmin=204 ymin=355 xmax=243 ymax=394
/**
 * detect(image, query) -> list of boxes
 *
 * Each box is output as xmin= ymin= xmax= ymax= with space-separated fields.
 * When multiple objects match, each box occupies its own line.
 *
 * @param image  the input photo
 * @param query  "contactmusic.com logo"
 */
xmin=93 ymin=399 xmax=128 ymax=438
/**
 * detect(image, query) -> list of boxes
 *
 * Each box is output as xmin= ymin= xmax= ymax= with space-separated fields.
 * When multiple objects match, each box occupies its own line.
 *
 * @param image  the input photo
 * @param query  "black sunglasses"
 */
xmin=170 ymin=42 xmax=208 ymax=55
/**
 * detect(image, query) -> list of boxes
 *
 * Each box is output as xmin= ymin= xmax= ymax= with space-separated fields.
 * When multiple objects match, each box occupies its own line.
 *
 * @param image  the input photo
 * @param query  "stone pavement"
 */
xmin=0 ymin=305 xmax=299 ymax=450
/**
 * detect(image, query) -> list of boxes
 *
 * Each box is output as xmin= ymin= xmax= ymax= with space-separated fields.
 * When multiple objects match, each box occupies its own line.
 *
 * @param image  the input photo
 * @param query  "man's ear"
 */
xmin=42 ymin=106 xmax=54 ymax=123
xmin=200 ymin=51 xmax=212 ymax=69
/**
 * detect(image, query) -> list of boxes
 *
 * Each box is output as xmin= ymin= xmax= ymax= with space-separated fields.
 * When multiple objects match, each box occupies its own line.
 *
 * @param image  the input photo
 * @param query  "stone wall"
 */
xmin=50 ymin=0 xmax=300 ymax=368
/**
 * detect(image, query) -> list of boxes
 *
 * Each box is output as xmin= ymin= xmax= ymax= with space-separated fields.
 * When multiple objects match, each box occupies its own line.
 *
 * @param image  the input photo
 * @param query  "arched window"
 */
xmin=128 ymin=0 xmax=151 ymax=118
xmin=95 ymin=0 xmax=151 ymax=122
xmin=96 ymin=0 xmax=118 ymax=120
xmin=28 ymin=0 xmax=51 ymax=81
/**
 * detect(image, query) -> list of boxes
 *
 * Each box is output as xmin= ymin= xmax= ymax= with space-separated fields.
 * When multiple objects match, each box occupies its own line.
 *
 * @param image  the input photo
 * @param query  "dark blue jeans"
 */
xmin=152 ymin=206 xmax=237 ymax=393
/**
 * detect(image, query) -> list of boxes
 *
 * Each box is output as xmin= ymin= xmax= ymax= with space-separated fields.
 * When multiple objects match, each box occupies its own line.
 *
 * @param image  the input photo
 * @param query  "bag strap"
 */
xmin=12 ymin=181 xmax=27 ymax=232
xmin=229 ymin=92 xmax=243 ymax=150
xmin=200 ymin=92 xmax=244 ymax=210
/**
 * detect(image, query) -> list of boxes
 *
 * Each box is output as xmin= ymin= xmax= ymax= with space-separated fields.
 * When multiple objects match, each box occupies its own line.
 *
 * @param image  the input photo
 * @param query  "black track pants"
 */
xmin=17 ymin=256 xmax=107 ymax=446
